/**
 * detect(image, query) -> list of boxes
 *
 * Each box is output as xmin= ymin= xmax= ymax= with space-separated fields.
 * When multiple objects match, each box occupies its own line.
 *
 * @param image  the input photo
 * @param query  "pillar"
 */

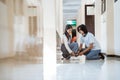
xmin=6 ymin=0 xmax=15 ymax=57
xmin=106 ymin=0 xmax=115 ymax=55
xmin=95 ymin=0 xmax=101 ymax=42
xmin=42 ymin=0 xmax=56 ymax=80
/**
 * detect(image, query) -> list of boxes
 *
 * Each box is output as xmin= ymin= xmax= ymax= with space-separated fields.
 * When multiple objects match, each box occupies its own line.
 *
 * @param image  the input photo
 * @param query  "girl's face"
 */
xmin=67 ymin=28 xmax=72 ymax=35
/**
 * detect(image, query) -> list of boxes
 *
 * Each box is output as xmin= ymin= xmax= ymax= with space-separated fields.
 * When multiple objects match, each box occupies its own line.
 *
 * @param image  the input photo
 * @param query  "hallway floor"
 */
xmin=0 ymin=56 xmax=43 ymax=80
xmin=57 ymin=57 xmax=120 ymax=80
xmin=0 ymin=56 xmax=120 ymax=80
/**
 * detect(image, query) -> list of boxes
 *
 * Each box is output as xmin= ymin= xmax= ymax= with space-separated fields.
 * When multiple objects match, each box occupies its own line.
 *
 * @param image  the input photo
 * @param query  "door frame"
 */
xmin=85 ymin=4 xmax=95 ymax=35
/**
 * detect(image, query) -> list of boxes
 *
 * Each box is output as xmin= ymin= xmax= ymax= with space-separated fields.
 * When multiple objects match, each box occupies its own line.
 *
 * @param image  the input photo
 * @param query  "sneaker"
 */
xmin=61 ymin=58 xmax=64 ymax=60
xmin=99 ymin=53 xmax=105 ymax=60
xmin=70 ymin=56 xmax=75 ymax=60
xmin=66 ymin=55 xmax=71 ymax=60
xmin=75 ymin=53 xmax=79 ymax=57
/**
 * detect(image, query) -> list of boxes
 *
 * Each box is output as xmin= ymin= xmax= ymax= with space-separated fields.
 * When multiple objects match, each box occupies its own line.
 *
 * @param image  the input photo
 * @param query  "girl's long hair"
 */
xmin=64 ymin=25 xmax=72 ymax=40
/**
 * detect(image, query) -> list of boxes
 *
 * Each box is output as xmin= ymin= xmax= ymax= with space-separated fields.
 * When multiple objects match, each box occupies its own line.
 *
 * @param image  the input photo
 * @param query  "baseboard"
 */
xmin=107 ymin=55 xmax=120 ymax=58
xmin=101 ymin=52 xmax=120 ymax=58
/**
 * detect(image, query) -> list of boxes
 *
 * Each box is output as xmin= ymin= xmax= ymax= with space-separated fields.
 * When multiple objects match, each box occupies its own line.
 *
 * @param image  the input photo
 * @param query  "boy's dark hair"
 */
xmin=77 ymin=24 xmax=88 ymax=34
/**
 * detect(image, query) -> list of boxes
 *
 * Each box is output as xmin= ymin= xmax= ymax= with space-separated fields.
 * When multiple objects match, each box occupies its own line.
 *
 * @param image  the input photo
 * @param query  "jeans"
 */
xmin=85 ymin=50 xmax=101 ymax=60
xmin=69 ymin=42 xmax=79 ymax=53
xmin=61 ymin=42 xmax=78 ymax=59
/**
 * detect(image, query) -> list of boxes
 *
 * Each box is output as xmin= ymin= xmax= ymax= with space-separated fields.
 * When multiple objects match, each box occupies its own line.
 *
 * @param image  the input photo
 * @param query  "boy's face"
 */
xmin=79 ymin=30 xmax=84 ymax=35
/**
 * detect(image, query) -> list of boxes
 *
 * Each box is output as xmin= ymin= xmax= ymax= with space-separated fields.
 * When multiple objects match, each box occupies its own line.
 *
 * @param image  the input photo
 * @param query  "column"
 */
xmin=114 ymin=0 xmax=120 ymax=55
xmin=59 ymin=0 xmax=63 ymax=39
xmin=6 ymin=0 xmax=15 ymax=57
xmin=56 ymin=0 xmax=63 ymax=47
xmin=42 ymin=0 xmax=56 ymax=80
xmin=95 ymin=0 xmax=102 ymax=48
xmin=106 ymin=0 xmax=115 ymax=55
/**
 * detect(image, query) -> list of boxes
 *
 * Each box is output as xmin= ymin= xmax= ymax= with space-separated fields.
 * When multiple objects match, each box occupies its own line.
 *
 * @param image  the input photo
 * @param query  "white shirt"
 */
xmin=80 ymin=32 xmax=101 ymax=50
xmin=62 ymin=34 xmax=72 ymax=53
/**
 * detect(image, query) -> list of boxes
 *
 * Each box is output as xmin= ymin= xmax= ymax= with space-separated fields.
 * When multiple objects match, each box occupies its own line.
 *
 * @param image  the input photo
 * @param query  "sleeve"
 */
xmin=88 ymin=33 xmax=95 ymax=44
xmin=80 ymin=35 xmax=84 ymax=44
xmin=63 ymin=35 xmax=72 ymax=54
xmin=80 ymin=38 xmax=84 ymax=44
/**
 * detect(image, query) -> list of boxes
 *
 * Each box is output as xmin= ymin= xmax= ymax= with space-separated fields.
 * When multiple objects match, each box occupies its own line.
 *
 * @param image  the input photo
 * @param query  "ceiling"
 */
xmin=63 ymin=0 xmax=81 ymax=20
xmin=26 ymin=0 xmax=81 ymax=19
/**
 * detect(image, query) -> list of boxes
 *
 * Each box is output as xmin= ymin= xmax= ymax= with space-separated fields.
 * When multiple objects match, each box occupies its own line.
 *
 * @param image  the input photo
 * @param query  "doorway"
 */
xmin=85 ymin=5 xmax=95 ymax=35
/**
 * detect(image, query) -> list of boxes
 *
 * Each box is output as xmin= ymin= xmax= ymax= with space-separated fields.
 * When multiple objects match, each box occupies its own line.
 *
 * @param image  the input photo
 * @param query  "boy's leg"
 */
xmin=86 ymin=50 xmax=101 ymax=60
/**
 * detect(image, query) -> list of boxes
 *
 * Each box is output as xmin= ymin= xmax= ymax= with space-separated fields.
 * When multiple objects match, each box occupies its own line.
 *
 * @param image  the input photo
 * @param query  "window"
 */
xmin=29 ymin=16 xmax=37 ymax=36
xmin=28 ymin=6 xmax=37 ymax=36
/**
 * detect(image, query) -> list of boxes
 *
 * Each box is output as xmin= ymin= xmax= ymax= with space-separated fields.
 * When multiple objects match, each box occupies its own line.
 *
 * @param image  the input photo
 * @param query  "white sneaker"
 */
xmin=78 ymin=55 xmax=86 ymax=63
xmin=70 ymin=56 xmax=75 ymax=60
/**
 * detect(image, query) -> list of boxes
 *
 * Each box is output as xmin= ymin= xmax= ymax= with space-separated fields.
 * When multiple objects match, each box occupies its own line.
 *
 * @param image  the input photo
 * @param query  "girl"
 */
xmin=61 ymin=25 xmax=78 ymax=60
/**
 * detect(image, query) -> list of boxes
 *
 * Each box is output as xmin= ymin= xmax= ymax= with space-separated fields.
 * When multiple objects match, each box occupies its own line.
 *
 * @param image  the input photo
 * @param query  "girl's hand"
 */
xmin=70 ymin=52 xmax=75 ymax=56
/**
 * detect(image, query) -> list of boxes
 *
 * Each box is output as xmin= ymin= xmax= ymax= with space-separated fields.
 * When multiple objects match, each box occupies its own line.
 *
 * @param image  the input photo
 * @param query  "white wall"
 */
xmin=101 ymin=13 xmax=107 ymax=53
xmin=95 ymin=0 xmax=106 ymax=53
xmin=95 ymin=0 xmax=115 ymax=55
xmin=106 ymin=0 xmax=114 ymax=55
xmin=77 ymin=0 xmax=86 ymax=45
xmin=14 ymin=16 xmax=27 ymax=53
xmin=56 ymin=0 xmax=63 ymax=39
xmin=114 ymin=0 xmax=120 ymax=55
xmin=0 ymin=3 xmax=7 ymax=25
xmin=0 ymin=2 xmax=13 ymax=58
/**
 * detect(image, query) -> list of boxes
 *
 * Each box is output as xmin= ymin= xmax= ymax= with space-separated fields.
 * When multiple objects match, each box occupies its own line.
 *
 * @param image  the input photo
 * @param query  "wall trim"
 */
xmin=107 ymin=55 xmax=120 ymax=58
xmin=101 ymin=52 xmax=120 ymax=58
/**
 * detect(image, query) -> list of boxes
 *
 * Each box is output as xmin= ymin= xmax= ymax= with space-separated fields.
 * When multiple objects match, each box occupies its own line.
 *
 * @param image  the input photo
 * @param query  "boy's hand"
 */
xmin=79 ymin=52 xmax=84 ymax=56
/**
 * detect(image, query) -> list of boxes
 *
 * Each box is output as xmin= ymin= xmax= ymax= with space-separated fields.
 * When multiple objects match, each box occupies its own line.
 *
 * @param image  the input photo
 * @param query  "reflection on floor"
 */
xmin=57 ymin=57 xmax=120 ymax=80
xmin=0 ymin=56 xmax=43 ymax=80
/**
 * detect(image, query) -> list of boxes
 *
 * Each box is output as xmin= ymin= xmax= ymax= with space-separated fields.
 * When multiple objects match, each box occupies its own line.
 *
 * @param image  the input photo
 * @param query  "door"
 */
xmin=85 ymin=5 xmax=95 ymax=35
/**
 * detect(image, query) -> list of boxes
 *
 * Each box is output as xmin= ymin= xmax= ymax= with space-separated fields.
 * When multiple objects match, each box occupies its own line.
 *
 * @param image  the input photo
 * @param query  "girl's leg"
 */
xmin=69 ymin=42 xmax=79 ymax=53
xmin=61 ymin=44 xmax=71 ymax=59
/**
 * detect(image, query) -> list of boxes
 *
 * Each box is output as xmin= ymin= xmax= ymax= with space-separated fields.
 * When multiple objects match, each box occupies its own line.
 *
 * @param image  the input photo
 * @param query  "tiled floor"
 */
xmin=0 ymin=56 xmax=43 ymax=80
xmin=0 ymin=55 xmax=120 ymax=80
xmin=57 ymin=57 xmax=120 ymax=80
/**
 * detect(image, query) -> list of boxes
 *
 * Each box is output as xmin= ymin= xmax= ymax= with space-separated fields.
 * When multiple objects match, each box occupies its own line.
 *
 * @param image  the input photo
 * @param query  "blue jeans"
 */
xmin=85 ymin=50 xmax=101 ymax=60
xmin=69 ymin=42 xmax=79 ymax=53
xmin=61 ymin=42 xmax=78 ymax=59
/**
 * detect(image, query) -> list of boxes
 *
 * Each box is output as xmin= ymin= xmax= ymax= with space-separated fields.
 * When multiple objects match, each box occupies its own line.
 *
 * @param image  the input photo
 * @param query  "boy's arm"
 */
xmin=79 ymin=43 xmax=93 ymax=55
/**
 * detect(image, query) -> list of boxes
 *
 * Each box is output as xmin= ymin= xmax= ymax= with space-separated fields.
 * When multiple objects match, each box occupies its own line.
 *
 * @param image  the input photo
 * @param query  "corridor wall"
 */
xmin=0 ymin=2 xmax=14 ymax=58
xmin=114 ymin=0 xmax=120 ymax=56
